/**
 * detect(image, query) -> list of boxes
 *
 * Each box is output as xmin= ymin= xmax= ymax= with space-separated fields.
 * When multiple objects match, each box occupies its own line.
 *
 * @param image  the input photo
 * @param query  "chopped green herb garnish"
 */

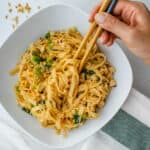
xmin=73 ymin=110 xmax=84 ymax=124
xmin=32 ymin=83 xmax=37 ymax=89
xmin=30 ymin=104 xmax=35 ymax=107
xmin=15 ymin=85 xmax=20 ymax=92
xmin=91 ymin=60 xmax=98 ymax=64
xmin=73 ymin=114 xmax=82 ymax=124
xmin=82 ymin=69 xmax=95 ymax=76
xmin=72 ymin=26 xmax=77 ymax=32
xmin=73 ymin=114 xmax=86 ymax=124
xmin=82 ymin=69 xmax=95 ymax=80
xmin=69 ymin=26 xmax=77 ymax=32
xmin=22 ymin=107 xmax=30 ymax=114
xmin=45 ymin=31 xmax=52 ymax=43
xmin=48 ymin=45 xmax=53 ymax=50
xmin=48 ymin=38 xmax=52 ymax=43
xmin=34 ymin=66 xmax=42 ymax=76
xmin=32 ymin=51 xmax=37 ymax=55
xmin=45 ymin=32 xmax=51 ymax=39
xmin=88 ymin=70 xmax=95 ymax=75
xmin=32 ymin=55 xmax=43 ymax=63
xmin=45 ymin=59 xmax=53 ymax=68
xmin=81 ymin=114 xmax=86 ymax=122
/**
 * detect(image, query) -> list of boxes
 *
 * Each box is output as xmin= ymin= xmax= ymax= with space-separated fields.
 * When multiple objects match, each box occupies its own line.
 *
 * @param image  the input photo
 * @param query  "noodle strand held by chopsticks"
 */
xmin=74 ymin=0 xmax=112 ymax=72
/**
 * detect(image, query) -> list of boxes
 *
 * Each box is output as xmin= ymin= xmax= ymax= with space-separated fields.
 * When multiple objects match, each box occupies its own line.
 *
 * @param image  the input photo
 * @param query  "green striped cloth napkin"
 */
xmin=103 ymin=110 xmax=150 ymax=150
xmin=82 ymin=89 xmax=150 ymax=150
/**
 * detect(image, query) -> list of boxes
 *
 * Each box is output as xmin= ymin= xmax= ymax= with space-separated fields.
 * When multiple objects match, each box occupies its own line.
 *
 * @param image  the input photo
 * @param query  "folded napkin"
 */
xmin=102 ymin=110 xmax=150 ymax=150
xmin=0 ymin=88 xmax=150 ymax=150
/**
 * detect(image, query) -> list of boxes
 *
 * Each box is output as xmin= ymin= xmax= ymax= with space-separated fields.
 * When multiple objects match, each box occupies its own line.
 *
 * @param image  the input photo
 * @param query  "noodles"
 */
xmin=11 ymin=27 xmax=116 ymax=136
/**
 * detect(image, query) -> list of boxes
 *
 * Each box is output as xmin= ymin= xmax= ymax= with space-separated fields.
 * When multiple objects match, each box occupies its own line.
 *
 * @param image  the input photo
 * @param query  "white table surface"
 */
xmin=0 ymin=1 xmax=150 ymax=150
xmin=0 ymin=0 xmax=150 ymax=97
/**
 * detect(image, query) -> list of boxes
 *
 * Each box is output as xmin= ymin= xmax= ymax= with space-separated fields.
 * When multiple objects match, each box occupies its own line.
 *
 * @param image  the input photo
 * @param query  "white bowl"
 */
xmin=0 ymin=3 xmax=133 ymax=149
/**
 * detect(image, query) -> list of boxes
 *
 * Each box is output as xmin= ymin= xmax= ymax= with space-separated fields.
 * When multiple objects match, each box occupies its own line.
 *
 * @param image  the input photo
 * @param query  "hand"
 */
xmin=89 ymin=0 xmax=150 ymax=64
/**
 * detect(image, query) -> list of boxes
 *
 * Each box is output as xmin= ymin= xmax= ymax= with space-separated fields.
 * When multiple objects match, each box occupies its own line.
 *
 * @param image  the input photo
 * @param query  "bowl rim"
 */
xmin=0 ymin=2 xmax=133 ymax=149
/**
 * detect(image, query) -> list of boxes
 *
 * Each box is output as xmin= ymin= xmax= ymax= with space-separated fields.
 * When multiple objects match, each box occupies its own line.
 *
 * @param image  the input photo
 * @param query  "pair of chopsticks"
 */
xmin=74 ymin=0 xmax=117 ymax=72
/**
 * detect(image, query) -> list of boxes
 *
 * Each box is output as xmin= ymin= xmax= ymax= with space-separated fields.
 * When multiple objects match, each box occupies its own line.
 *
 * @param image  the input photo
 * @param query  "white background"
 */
xmin=0 ymin=1 xmax=150 ymax=150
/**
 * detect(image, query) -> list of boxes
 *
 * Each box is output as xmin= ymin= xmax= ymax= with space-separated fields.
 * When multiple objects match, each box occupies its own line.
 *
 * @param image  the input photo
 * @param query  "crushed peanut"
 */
xmin=5 ymin=2 xmax=41 ymax=30
xmin=12 ymin=16 xmax=19 ymax=25
xmin=24 ymin=3 xmax=31 ymax=13
xmin=8 ymin=8 xmax=12 ymax=13
xmin=16 ymin=3 xmax=24 ymax=13
xmin=5 ymin=15 xmax=8 ymax=19
xmin=12 ymin=24 xmax=16 ymax=29
xmin=8 ymin=2 xmax=11 ymax=7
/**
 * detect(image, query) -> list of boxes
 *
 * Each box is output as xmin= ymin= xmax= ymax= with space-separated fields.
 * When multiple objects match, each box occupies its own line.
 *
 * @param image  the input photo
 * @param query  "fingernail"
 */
xmin=95 ymin=13 xmax=106 ymax=24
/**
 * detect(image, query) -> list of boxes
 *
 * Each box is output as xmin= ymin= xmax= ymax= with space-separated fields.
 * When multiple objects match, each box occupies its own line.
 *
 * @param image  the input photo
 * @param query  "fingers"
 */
xmin=89 ymin=0 xmax=134 ymax=24
xmin=113 ymin=0 xmax=150 ymax=25
xmin=89 ymin=2 xmax=102 ymax=22
xmin=106 ymin=34 xmax=116 ymax=46
xmin=89 ymin=0 xmax=128 ymax=22
xmin=100 ymin=31 xmax=116 ymax=46
xmin=100 ymin=31 xmax=109 ymax=44
xmin=95 ymin=12 xmax=131 ymax=40
xmin=112 ymin=0 xmax=130 ymax=16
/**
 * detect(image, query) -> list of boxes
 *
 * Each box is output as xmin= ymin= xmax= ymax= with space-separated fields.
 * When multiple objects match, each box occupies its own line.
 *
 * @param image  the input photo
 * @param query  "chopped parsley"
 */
xmin=69 ymin=26 xmax=77 ymax=32
xmin=31 ymin=55 xmax=43 ymax=64
xmin=73 ymin=110 xmax=86 ymax=124
xmin=48 ymin=45 xmax=53 ymax=50
xmin=48 ymin=38 xmax=52 ymax=43
xmin=34 ymin=66 xmax=42 ymax=76
xmin=22 ymin=107 xmax=30 ymax=114
xmin=45 ymin=59 xmax=53 ymax=68
xmin=32 ymin=83 xmax=38 ymax=89
xmin=15 ymin=85 xmax=20 ymax=92
xmin=87 ymin=70 xmax=95 ymax=75
xmin=45 ymin=32 xmax=51 ymax=39
xmin=82 ymin=69 xmax=95 ymax=80
xmin=73 ymin=114 xmax=82 ymax=124
xmin=30 ymin=104 xmax=35 ymax=108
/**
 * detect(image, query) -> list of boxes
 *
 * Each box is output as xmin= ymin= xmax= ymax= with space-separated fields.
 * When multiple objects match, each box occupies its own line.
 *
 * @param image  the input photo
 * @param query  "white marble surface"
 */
xmin=0 ymin=0 xmax=150 ymax=97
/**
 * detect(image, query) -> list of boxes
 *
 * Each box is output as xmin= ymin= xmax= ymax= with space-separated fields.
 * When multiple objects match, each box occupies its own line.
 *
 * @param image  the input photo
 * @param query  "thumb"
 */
xmin=95 ymin=12 xmax=131 ymax=39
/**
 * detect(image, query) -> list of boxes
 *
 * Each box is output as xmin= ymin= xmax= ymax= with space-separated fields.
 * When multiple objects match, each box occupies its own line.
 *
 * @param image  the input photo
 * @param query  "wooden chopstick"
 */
xmin=79 ymin=26 xmax=103 ymax=72
xmin=74 ymin=0 xmax=112 ymax=72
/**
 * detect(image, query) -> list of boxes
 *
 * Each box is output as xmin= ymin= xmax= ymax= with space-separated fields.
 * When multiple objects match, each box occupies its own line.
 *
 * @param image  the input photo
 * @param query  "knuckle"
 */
xmin=103 ymin=16 xmax=118 ymax=29
xmin=131 ymin=2 xmax=146 ymax=12
xmin=126 ymin=29 xmax=138 ymax=43
xmin=139 ymin=2 xmax=146 ymax=8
